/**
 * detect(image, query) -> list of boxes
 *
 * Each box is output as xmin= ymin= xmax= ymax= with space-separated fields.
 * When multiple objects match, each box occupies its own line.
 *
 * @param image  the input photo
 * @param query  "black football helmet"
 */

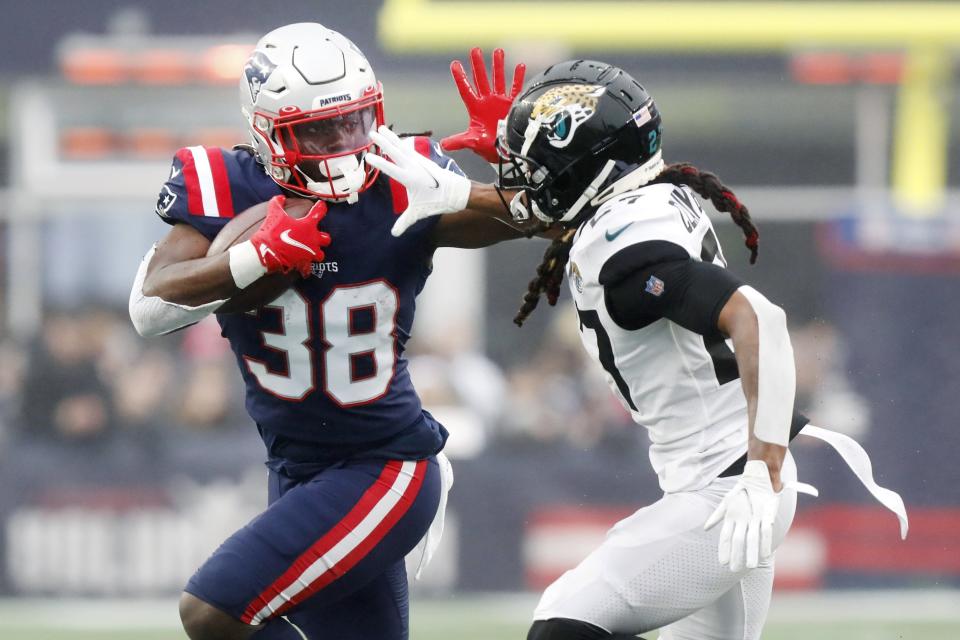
xmin=498 ymin=60 xmax=663 ymax=223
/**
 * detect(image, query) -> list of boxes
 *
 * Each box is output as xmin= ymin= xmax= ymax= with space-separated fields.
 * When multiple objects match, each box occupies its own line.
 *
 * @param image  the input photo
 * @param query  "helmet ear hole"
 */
xmin=551 ymin=171 xmax=572 ymax=193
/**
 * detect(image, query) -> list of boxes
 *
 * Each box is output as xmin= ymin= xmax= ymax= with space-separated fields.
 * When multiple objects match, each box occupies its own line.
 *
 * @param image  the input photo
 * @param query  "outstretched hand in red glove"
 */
xmin=249 ymin=195 xmax=331 ymax=278
xmin=441 ymin=47 xmax=526 ymax=163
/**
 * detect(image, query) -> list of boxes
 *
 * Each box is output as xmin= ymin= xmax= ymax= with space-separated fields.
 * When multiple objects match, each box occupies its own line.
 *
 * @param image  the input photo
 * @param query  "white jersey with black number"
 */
xmin=541 ymin=186 xmax=908 ymax=640
xmin=568 ymin=182 xmax=746 ymax=493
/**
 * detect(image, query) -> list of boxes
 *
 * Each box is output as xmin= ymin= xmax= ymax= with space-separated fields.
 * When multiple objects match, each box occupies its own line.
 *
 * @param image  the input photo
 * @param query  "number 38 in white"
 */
xmin=243 ymin=280 xmax=399 ymax=406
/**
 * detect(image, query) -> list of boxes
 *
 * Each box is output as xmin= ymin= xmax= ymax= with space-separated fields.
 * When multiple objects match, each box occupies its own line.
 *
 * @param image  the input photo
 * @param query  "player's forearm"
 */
xmin=432 ymin=183 xmax=532 ymax=248
xmin=457 ymin=183 xmax=561 ymax=242
xmin=729 ymin=320 xmax=786 ymax=486
xmin=720 ymin=294 xmax=786 ymax=489
xmin=143 ymin=254 xmax=241 ymax=306
xmin=465 ymin=182 xmax=510 ymax=215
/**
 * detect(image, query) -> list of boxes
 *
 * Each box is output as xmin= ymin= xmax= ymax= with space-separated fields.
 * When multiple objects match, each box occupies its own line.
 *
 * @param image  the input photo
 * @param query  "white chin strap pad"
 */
xmin=738 ymin=285 xmax=795 ymax=446
xmin=306 ymin=154 xmax=366 ymax=198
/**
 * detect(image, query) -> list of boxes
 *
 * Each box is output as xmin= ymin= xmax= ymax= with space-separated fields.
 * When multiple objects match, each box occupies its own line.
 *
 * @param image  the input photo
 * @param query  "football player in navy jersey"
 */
xmin=382 ymin=58 xmax=909 ymax=640
xmin=128 ymin=23 xmax=528 ymax=640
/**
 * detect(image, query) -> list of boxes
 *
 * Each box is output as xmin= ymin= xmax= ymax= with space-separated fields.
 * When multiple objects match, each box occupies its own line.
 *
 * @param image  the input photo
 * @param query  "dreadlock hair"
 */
xmin=513 ymin=225 xmax=574 ymax=326
xmin=513 ymin=162 xmax=759 ymax=327
xmin=652 ymin=163 xmax=759 ymax=262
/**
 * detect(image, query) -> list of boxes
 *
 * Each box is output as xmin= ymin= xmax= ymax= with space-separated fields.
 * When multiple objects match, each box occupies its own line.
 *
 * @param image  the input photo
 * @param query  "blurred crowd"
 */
xmin=0 ymin=303 xmax=641 ymax=462
xmin=0 ymin=307 xmax=247 ymax=451
xmin=0 ymin=303 xmax=862 ymax=463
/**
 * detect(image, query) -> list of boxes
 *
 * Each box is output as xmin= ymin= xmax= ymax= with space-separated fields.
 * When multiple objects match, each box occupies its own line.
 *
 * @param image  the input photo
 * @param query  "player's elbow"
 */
xmin=718 ymin=291 xmax=757 ymax=339
xmin=128 ymin=289 xmax=188 ymax=337
xmin=140 ymin=275 xmax=161 ymax=299
xmin=752 ymin=294 xmax=788 ymax=336
xmin=129 ymin=287 xmax=222 ymax=337
xmin=720 ymin=287 xmax=786 ymax=336
xmin=750 ymin=297 xmax=786 ymax=334
xmin=129 ymin=297 xmax=165 ymax=337
xmin=130 ymin=316 xmax=161 ymax=338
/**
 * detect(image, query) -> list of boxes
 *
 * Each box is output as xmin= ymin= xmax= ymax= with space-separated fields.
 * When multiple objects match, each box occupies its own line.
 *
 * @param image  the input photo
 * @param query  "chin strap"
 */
xmin=590 ymin=151 xmax=665 ymax=208
xmin=555 ymin=159 xmax=619 ymax=223
xmin=537 ymin=151 xmax=666 ymax=225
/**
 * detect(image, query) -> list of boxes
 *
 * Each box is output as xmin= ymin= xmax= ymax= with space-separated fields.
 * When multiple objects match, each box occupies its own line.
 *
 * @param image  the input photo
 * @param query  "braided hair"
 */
xmin=513 ymin=162 xmax=759 ymax=327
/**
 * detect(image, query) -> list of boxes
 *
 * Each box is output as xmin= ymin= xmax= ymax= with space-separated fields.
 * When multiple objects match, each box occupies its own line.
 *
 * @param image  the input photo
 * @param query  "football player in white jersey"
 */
xmin=371 ymin=56 xmax=907 ymax=640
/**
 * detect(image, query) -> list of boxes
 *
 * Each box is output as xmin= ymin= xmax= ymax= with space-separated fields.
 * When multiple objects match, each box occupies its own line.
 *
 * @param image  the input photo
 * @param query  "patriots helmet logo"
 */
xmin=244 ymin=51 xmax=277 ymax=103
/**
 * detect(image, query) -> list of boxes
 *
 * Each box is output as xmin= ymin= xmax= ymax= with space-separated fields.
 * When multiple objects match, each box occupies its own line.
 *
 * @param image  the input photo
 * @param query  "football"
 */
xmin=207 ymin=197 xmax=316 ymax=313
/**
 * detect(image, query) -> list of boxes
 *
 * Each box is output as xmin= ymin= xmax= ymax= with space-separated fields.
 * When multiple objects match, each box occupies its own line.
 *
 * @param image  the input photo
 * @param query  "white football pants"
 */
xmin=532 ymin=453 xmax=798 ymax=640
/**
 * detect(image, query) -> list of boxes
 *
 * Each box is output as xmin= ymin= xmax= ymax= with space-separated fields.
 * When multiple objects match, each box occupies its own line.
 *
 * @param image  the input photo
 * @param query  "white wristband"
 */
xmin=449 ymin=172 xmax=471 ymax=212
xmin=228 ymin=241 xmax=268 ymax=289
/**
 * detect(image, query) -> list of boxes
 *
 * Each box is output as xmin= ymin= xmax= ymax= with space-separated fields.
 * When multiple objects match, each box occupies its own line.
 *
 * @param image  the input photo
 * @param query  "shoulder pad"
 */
xmin=571 ymin=183 xmax=718 ymax=280
xmin=402 ymin=136 xmax=465 ymax=177
xmin=155 ymin=146 xmax=279 ymax=241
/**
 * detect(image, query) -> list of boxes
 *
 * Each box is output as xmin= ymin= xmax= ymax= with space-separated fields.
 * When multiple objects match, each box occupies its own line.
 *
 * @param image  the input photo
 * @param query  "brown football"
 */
xmin=207 ymin=197 xmax=315 ymax=313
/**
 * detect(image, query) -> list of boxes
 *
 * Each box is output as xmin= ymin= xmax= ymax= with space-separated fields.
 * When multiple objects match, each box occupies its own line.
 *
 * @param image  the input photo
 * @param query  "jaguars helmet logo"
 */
xmin=569 ymin=261 xmax=584 ymax=293
xmin=526 ymin=84 xmax=606 ymax=151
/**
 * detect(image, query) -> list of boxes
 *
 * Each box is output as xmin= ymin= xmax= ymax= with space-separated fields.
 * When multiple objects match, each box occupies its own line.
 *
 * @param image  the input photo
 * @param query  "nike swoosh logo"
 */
xmin=279 ymin=229 xmax=316 ymax=256
xmin=605 ymin=223 xmax=633 ymax=241
xmin=258 ymin=243 xmax=277 ymax=260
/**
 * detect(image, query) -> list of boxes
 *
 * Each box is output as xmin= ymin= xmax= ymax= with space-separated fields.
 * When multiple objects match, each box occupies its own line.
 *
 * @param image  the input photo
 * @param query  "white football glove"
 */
xmin=365 ymin=125 xmax=472 ymax=237
xmin=704 ymin=460 xmax=817 ymax=572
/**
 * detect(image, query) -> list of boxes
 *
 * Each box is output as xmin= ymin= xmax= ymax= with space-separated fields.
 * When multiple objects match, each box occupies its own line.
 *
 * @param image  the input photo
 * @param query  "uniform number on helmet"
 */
xmin=243 ymin=282 xmax=399 ymax=406
xmin=647 ymin=129 xmax=659 ymax=154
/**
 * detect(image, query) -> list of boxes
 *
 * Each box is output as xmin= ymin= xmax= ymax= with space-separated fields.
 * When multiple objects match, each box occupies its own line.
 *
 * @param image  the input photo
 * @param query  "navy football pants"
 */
xmin=185 ymin=456 xmax=441 ymax=639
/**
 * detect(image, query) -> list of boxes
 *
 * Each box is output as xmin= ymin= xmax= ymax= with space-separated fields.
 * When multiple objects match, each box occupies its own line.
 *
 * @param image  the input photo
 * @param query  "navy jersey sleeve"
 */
xmin=416 ymin=136 xmax=465 ymax=177
xmin=601 ymin=240 xmax=743 ymax=335
xmin=154 ymin=146 xmax=281 ymax=242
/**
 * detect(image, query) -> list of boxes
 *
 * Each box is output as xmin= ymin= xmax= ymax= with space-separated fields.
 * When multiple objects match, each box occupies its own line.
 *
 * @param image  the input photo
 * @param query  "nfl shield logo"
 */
xmin=645 ymin=275 xmax=664 ymax=296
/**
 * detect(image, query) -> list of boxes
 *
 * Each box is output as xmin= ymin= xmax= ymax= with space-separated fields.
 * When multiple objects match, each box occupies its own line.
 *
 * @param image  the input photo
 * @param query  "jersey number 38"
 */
xmin=243 ymin=281 xmax=398 ymax=406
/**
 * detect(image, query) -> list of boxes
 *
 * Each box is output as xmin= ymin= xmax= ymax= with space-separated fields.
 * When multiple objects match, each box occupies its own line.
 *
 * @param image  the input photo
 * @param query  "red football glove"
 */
xmin=441 ymin=47 xmax=526 ymax=163
xmin=249 ymin=195 xmax=331 ymax=278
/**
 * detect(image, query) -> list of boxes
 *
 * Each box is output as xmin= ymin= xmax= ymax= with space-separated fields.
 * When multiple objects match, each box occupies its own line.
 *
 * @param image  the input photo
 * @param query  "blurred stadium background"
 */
xmin=0 ymin=0 xmax=958 ymax=638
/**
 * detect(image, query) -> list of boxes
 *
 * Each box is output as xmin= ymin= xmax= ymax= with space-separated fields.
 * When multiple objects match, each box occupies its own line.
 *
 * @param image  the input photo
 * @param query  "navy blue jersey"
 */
xmin=155 ymin=140 xmax=461 ymax=470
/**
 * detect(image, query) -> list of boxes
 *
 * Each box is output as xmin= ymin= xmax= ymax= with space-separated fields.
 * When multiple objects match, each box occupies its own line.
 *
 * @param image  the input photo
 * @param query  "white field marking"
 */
xmin=0 ymin=591 xmax=958 ymax=630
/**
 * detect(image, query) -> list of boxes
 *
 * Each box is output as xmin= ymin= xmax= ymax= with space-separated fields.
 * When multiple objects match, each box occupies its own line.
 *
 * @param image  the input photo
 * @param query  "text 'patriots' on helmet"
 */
xmin=239 ymin=23 xmax=385 ymax=202
xmin=497 ymin=60 xmax=664 ymax=224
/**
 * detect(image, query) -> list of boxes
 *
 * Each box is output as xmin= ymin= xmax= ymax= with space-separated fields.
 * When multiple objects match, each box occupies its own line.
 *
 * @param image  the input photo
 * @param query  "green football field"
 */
xmin=0 ymin=592 xmax=957 ymax=639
